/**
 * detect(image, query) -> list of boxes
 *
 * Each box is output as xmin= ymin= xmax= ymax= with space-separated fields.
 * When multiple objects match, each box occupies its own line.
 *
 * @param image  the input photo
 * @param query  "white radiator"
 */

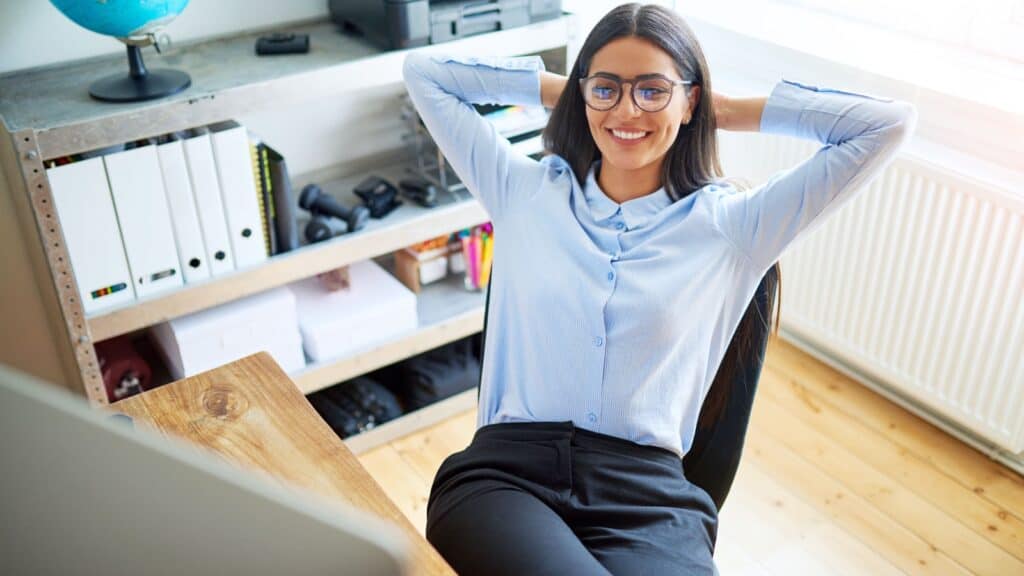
xmin=719 ymin=132 xmax=1024 ymax=456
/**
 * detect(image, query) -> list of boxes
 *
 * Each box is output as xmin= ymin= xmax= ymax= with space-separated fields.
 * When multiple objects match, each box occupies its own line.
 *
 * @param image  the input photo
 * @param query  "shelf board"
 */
xmin=292 ymin=272 xmax=486 ymax=395
xmin=344 ymin=387 xmax=477 ymax=456
xmin=0 ymin=15 xmax=574 ymax=159
xmin=87 ymin=161 xmax=488 ymax=341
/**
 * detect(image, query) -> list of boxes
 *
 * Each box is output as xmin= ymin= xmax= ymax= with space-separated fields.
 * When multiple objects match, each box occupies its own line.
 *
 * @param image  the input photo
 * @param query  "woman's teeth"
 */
xmin=610 ymin=129 xmax=648 ymax=140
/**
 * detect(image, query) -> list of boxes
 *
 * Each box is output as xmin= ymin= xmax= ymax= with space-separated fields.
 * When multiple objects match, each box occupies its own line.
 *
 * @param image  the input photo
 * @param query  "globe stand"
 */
xmin=89 ymin=43 xmax=191 ymax=103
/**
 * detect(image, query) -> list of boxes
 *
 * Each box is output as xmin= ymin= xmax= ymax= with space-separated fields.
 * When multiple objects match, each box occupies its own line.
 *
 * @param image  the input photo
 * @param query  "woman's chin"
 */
xmin=600 ymin=152 xmax=654 ymax=174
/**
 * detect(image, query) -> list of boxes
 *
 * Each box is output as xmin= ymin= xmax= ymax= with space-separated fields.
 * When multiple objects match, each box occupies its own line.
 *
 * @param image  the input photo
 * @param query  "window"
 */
xmin=774 ymin=0 xmax=1024 ymax=65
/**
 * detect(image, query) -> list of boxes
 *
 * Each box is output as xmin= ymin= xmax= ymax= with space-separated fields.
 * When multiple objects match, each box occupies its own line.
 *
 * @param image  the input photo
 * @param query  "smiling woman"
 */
xmin=546 ymin=8 xmax=721 ymax=204
xmin=402 ymin=2 xmax=915 ymax=574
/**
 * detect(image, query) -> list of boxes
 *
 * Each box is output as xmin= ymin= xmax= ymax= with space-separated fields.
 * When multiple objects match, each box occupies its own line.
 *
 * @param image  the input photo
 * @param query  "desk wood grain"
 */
xmin=111 ymin=352 xmax=452 ymax=576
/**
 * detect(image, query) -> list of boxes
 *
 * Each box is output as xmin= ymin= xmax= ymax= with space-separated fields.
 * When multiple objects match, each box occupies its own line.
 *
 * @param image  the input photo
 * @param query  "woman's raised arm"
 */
xmin=540 ymin=71 xmax=567 ymax=109
xmin=712 ymin=92 xmax=768 ymax=133
xmin=402 ymin=53 xmax=551 ymax=223
xmin=711 ymin=79 xmax=918 ymax=273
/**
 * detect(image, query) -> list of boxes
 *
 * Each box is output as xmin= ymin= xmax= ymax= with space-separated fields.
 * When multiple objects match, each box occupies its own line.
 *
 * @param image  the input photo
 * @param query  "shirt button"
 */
xmin=594 ymin=336 xmax=603 ymax=347
xmin=607 ymin=271 xmax=614 ymax=281
xmin=616 ymin=222 xmax=625 ymax=230
xmin=587 ymin=412 xmax=597 ymax=423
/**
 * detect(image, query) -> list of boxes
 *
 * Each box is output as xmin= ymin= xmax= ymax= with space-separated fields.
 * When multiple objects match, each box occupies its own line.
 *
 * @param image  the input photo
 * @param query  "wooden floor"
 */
xmin=357 ymin=339 xmax=1024 ymax=575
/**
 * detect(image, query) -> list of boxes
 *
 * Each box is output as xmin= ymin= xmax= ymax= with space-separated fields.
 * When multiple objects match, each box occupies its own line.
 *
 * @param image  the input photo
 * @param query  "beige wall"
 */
xmin=0 ymin=146 xmax=68 ymax=387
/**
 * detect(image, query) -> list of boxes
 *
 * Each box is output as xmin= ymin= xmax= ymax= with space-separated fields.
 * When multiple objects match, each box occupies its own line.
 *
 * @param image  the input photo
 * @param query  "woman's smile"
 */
xmin=607 ymin=127 xmax=652 ymax=145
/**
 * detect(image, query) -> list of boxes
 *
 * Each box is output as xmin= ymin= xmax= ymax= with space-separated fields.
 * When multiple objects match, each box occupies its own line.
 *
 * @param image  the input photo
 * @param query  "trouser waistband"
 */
xmin=474 ymin=421 xmax=681 ymax=466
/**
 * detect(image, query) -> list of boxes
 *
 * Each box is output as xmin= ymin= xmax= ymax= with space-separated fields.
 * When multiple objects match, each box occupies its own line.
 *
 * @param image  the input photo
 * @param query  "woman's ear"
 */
xmin=682 ymin=85 xmax=701 ymax=124
xmin=688 ymin=85 xmax=701 ymax=114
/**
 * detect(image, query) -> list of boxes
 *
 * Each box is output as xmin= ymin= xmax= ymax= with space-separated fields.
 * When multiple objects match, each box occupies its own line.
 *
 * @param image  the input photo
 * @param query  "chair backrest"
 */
xmin=681 ymin=265 xmax=777 ymax=511
xmin=476 ymin=265 xmax=778 ymax=512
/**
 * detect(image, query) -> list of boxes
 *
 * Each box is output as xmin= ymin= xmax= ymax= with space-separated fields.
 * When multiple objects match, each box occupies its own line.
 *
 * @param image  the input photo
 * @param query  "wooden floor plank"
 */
xmin=721 ymin=462 xmax=830 ymax=564
xmin=389 ymin=408 xmax=476 ymax=488
xmin=727 ymin=460 xmax=906 ymax=576
xmin=745 ymin=423 xmax=972 ymax=575
xmin=800 ymin=522 xmax=910 ymax=576
xmin=762 ymin=362 xmax=1024 ymax=564
xmin=759 ymin=538 xmax=843 ymax=576
xmin=358 ymin=443 xmax=433 ymax=535
xmin=766 ymin=341 xmax=1024 ymax=521
xmin=754 ymin=372 xmax=1023 ymax=576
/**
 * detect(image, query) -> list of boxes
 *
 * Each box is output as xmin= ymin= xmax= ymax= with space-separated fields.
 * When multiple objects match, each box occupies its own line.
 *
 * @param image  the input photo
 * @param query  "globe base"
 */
xmin=89 ymin=68 xmax=191 ymax=103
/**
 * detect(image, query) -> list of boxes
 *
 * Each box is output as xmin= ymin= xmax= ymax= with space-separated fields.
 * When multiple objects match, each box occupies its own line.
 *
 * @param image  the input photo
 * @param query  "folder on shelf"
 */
xmin=209 ymin=121 xmax=268 ymax=268
xmin=265 ymin=143 xmax=299 ymax=253
xmin=103 ymin=145 xmax=184 ymax=299
xmin=156 ymin=138 xmax=211 ymax=284
xmin=246 ymin=136 xmax=299 ymax=255
xmin=182 ymin=131 xmax=235 ymax=277
xmin=250 ymin=139 xmax=276 ymax=256
xmin=46 ymin=157 xmax=136 ymax=314
xmin=262 ymin=140 xmax=299 ymax=252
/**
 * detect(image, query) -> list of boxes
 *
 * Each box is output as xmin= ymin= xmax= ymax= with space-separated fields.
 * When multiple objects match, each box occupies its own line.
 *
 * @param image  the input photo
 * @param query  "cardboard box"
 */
xmin=394 ymin=246 xmax=449 ymax=293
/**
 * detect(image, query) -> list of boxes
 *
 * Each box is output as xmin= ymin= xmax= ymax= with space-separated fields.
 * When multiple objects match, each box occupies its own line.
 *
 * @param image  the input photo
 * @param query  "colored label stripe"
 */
xmin=90 ymin=282 xmax=127 ymax=299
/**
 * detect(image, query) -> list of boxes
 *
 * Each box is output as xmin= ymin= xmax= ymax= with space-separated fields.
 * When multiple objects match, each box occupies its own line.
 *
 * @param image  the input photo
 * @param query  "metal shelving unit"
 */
xmin=0 ymin=13 xmax=572 ymax=444
xmin=87 ymin=162 xmax=488 ymax=342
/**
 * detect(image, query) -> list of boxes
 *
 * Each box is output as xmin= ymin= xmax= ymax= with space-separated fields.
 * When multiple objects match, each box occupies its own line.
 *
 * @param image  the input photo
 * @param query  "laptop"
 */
xmin=0 ymin=363 xmax=409 ymax=576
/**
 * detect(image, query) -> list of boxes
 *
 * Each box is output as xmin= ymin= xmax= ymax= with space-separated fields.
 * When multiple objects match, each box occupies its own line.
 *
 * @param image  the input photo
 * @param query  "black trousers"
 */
xmin=426 ymin=421 xmax=719 ymax=575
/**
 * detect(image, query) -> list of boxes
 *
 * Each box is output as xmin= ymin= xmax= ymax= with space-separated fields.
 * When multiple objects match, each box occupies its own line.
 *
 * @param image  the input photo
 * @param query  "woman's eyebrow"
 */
xmin=591 ymin=71 xmax=676 ymax=80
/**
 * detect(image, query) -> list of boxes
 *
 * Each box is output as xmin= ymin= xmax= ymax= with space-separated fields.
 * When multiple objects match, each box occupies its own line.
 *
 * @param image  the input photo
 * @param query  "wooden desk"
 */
xmin=112 ymin=352 xmax=453 ymax=576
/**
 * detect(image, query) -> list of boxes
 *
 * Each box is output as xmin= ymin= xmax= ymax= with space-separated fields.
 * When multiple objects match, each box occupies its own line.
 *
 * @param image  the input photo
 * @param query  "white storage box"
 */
xmin=150 ymin=287 xmax=305 ymax=380
xmin=291 ymin=260 xmax=418 ymax=362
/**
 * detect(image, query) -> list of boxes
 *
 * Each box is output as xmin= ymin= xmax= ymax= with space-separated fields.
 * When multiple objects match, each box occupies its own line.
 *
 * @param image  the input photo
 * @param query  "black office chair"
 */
xmin=475 ymin=265 xmax=779 ymax=513
xmin=682 ymin=265 xmax=778 ymax=511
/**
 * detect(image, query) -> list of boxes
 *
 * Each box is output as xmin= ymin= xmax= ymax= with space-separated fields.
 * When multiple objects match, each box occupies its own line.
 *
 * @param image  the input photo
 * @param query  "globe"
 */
xmin=49 ymin=0 xmax=192 ymax=102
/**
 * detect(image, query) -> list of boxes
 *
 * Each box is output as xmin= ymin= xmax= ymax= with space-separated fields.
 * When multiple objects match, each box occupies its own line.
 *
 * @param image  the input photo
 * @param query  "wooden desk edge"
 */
xmin=110 ymin=352 xmax=453 ymax=575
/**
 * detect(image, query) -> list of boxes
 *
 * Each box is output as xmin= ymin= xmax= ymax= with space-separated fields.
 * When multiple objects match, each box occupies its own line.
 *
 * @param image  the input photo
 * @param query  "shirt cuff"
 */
xmin=434 ymin=55 xmax=545 ymax=107
xmin=759 ymin=78 xmax=895 ymax=139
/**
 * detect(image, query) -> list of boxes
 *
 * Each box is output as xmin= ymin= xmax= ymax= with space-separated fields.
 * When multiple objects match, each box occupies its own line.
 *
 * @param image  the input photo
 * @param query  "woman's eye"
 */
xmin=638 ymin=88 xmax=668 ymax=100
xmin=593 ymin=87 xmax=615 ymax=99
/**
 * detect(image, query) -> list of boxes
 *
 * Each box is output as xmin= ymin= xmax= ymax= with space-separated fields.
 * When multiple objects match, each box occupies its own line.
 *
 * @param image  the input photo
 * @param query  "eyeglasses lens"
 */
xmin=583 ymin=77 xmax=621 ymax=110
xmin=633 ymin=78 xmax=673 ymax=111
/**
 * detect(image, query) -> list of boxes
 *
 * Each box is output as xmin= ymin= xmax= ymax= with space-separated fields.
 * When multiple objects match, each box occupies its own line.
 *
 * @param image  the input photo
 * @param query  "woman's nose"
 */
xmin=612 ymin=83 xmax=642 ymax=118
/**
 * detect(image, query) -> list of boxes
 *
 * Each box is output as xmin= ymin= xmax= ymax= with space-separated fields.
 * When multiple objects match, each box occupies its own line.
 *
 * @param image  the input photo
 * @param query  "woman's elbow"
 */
xmin=402 ymin=51 xmax=427 ymax=84
xmin=885 ymin=101 xmax=919 ymax=148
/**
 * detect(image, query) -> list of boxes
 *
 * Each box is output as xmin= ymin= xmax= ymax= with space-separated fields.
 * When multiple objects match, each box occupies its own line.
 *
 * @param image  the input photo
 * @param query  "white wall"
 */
xmin=0 ymin=0 xmax=328 ymax=75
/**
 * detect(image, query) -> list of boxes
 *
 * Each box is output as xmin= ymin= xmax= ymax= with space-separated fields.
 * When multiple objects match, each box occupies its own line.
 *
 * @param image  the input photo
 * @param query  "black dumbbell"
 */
xmin=304 ymin=216 xmax=347 ymax=244
xmin=299 ymin=183 xmax=369 ymax=234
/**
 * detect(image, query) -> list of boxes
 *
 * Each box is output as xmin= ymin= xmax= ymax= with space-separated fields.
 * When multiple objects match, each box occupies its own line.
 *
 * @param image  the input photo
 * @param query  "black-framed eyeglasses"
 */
xmin=579 ymin=72 xmax=695 ymax=113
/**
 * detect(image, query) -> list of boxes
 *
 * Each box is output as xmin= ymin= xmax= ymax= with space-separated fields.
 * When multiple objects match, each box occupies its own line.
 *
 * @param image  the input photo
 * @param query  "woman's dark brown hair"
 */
xmin=542 ymin=3 xmax=782 ymax=428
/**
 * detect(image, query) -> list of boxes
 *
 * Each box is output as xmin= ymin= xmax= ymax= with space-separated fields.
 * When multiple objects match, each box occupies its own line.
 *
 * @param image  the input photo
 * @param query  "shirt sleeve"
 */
xmin=402 ymin=52 xmax=550 ymax=222
xmin=712 ymin=79 xmax=918 ymax=273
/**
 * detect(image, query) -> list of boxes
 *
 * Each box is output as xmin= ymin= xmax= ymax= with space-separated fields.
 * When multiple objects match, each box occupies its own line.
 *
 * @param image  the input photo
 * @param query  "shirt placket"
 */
xmin=586 ymin=208 xmax=627 ymax=429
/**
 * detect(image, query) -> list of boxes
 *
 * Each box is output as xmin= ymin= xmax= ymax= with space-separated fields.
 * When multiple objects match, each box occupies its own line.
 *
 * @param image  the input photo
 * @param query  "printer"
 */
xmin=330 ymin=0 xmax=563 ymax=50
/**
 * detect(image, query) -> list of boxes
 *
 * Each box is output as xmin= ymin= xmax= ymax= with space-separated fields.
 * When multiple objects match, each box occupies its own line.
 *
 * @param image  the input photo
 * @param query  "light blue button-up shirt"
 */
xmin=403 ymin=52 xmax=916 ymax=457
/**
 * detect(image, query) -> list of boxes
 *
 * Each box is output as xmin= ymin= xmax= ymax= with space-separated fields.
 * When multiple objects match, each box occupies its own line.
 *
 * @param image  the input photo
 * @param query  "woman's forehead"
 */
xmin=589 ymin=36 xmax=678 ymax=78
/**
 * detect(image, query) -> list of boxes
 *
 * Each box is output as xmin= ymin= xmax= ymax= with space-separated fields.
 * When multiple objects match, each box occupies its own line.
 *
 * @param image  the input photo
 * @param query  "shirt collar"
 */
xmin=582 ymin=161 xmax=673 ymax=229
